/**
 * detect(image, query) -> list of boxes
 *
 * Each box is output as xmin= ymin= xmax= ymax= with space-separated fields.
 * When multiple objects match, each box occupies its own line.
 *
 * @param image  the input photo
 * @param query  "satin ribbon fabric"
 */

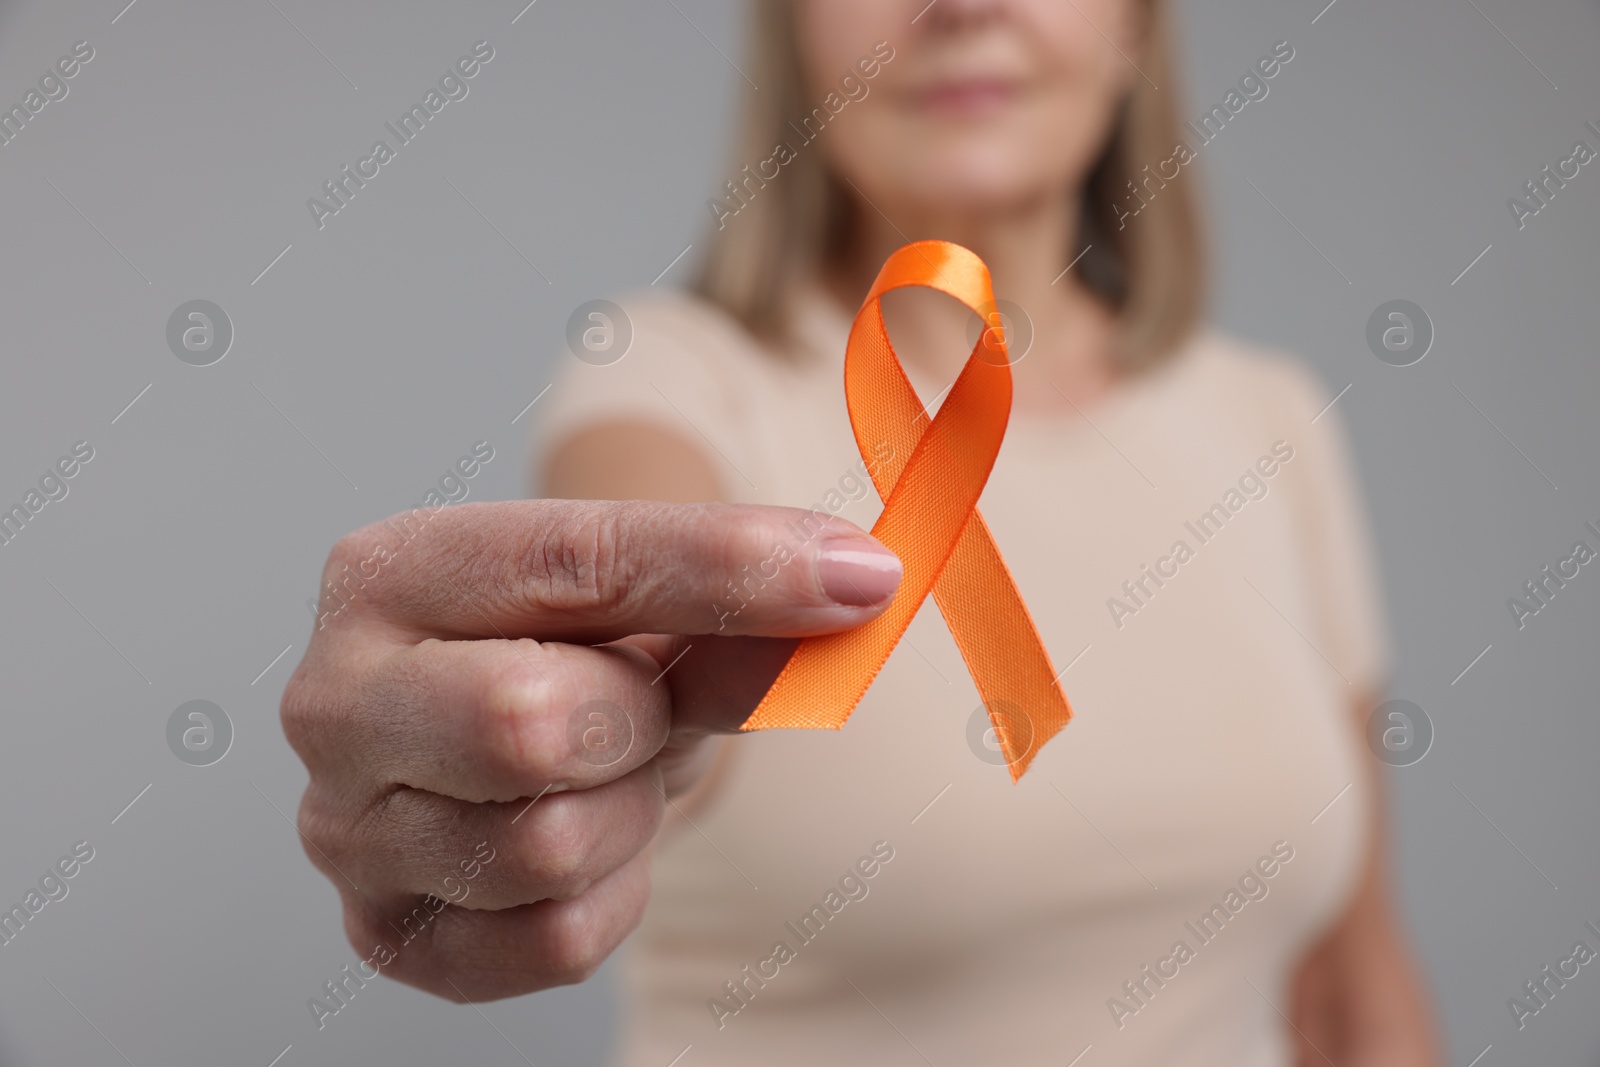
xmin=743 ymin=239 xmax=1072 ymax=781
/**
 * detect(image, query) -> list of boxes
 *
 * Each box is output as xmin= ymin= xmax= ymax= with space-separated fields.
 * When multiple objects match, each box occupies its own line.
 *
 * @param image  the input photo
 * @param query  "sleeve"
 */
xmin=524 ymin=290 xmax=765 ymax=502
xmin=1275 ymin=361 xmax=1394 ymax=697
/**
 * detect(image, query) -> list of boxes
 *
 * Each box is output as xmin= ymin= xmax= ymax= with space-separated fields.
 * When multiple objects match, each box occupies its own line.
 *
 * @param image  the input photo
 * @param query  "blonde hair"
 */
xmin=691 ymin=0 xmax=1204 ymax=372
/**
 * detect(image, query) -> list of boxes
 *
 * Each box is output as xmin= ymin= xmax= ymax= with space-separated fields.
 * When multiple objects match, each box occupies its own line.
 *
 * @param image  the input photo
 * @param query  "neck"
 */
xmin=823 ymin=185 xmax=1120 ymax=412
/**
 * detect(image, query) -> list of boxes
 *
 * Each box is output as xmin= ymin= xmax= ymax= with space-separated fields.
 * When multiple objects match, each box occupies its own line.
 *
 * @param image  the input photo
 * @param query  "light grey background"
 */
xmin=0 ymin=0 xmax=1596 ymax=1064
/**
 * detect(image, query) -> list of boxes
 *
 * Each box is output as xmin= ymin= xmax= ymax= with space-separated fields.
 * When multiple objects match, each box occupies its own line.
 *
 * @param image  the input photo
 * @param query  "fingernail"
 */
xmin=818 ymin=538 xmax=903 ymax=606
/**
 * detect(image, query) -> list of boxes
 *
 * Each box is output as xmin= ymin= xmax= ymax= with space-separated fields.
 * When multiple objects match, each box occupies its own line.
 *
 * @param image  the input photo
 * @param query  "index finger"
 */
xmin=322 ymin=499 xmax=903 ymax=643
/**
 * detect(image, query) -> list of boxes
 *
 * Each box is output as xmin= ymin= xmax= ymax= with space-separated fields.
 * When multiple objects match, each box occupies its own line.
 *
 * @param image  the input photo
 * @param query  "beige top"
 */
xmin=529 ymin=282 xmax=1389 ymax=1067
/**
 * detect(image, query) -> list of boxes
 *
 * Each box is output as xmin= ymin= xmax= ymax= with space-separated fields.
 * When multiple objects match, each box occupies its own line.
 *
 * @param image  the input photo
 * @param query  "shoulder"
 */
xmin=611 ymin=286 xmax=733 ymax=343
xmin=603 ymin=287 xmax=780 ymax=381
xmin=529 ymin=287 xmax=785 ymax=498
xmin=1176 ymin=326 xmax=1340 ymax=434
xmin=1173 ymin=327 xmax=1372 ymax=545
xmin=533 ymin=287 xmax=773 ymax=439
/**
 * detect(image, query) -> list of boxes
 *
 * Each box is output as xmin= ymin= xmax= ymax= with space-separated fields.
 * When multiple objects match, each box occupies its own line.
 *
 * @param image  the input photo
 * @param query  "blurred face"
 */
xmin=795 ymin=0 xmax=1144 ymax=218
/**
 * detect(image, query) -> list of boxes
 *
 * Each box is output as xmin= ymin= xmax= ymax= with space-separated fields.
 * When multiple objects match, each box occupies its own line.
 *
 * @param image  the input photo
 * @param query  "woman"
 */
xmin=283 ymin=1 xmax=1440 ymax=1063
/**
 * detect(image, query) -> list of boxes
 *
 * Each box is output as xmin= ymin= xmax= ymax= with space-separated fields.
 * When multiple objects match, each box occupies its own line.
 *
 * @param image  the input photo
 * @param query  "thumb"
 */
xmin=621 ymin=633 xmax=800 ymax=739
xmin=614 ymin=633 xmax=800 ymax=792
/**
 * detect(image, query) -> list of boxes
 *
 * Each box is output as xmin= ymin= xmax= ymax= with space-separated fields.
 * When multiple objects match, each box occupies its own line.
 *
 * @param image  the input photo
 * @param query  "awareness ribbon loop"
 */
xmin=743 ymin=239 xmax=1073 ymax=780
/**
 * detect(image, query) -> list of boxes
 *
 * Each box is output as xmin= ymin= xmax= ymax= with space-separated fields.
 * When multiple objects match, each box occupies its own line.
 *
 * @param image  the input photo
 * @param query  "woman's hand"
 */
xmin=1288 ymin=907 xmax=1440 ymax=1066
xmin=1289 ymin=693 xmax=1442 ymax=1066
xmin=280 ymin=499 xmax=901 ymax=1002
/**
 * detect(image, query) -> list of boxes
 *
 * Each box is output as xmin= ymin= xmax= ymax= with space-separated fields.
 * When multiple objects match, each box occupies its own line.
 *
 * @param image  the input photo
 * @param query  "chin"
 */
xmin=905 ymin=154 xmax=1063 ymax=217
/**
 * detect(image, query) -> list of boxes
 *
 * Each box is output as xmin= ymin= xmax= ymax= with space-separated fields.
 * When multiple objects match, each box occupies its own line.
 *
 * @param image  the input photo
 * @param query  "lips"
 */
xmin=914 ymin=78 xmax=1020 ymax=117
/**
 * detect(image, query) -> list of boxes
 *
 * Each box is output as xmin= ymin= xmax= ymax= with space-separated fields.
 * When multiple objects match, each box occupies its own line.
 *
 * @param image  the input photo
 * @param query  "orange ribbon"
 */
xmin=743 ymin=239 xmax=1072 ymax=780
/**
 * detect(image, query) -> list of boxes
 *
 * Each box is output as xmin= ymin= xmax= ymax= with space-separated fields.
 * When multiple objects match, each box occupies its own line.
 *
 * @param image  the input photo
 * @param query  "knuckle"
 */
xmin=295 ymin=788 xmax=350 ymax=876
xmin=319 ymin=532 xmax=369 ymax=606
xmin=319 ymin=518 xmax=408 ymax=620
xmin=544 ymin=867 xmax=649 ymax=984
xmin=526 ymin=501 xmax=644 ymax=617
xmin=339 ymin=898 xmax=389 ymax=964
xmin=476 ymin=657 xmax=563 ymax=783
xmin=518 ymin=794 xmax=592 ymax=899
xmin=543 ymin=906 xmax=612 ymax=985
xmin=282 ymin=644 xmax=392 ymax=774
xmin=277 ymin=654 xmax=353 ymax=762
xmin=278 ymin=664 xmax=318 ymax=755
xmin=324 ymin=530 xmax=363 ymax=578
